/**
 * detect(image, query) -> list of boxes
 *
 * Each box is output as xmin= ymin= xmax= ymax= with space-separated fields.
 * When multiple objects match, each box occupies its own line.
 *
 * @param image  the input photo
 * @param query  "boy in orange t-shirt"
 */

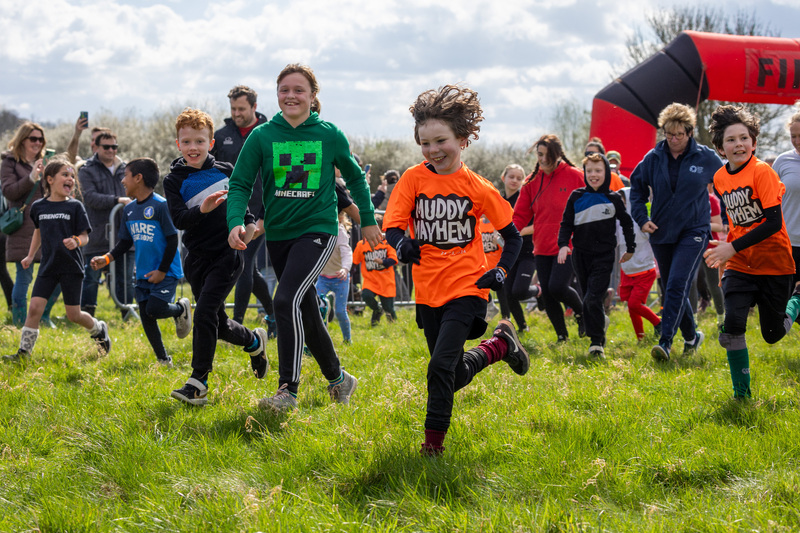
xmin=383 ymin=85 xmax=529 ymax=456
xmin=705 ymin=105 xmax=800 ymax=399
xmin=352 ymin=235 xmax=398 ymax=326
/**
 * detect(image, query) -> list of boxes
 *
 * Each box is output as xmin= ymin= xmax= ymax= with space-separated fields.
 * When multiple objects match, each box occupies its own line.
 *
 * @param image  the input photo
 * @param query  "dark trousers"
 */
xmin=503 ymin=252 xmax=535 ymax=329
xmin=572 ymin=249 xmax=614 ymax=346
xmin=650 ymin=229 xmax=707 ymax=348
xmin=232 ymin=235 xmax=274 ymax=323
xmin=417 ymin=296 xmax=488 ymax=432
xmin=535 ymin=254 xmax=583 ymax=339
xmin=722 ymin=270 xmax=793 ymax=342
xmin=184 ymin=249 xmax=254 ymax=378
xmin=140 ymin=297 xmax=182 ymax=360
xmin=362 ymin=288 xmax=396 ymax=319
xmin=267 ymin=233 xmax=340 ymax=394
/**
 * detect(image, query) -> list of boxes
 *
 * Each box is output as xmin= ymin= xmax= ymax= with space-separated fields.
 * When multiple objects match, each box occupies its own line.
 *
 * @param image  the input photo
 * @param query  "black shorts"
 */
xmin=722 ymin=269 xmax=792 ymax=337
xmin=32 ymin=273 xmax=84 ymax=306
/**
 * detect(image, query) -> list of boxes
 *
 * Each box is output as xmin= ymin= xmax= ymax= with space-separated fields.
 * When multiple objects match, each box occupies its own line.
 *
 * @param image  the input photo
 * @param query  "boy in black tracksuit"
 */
xmin=164 ymin=108 xmax=267 ymax=406
xmin=557 ymin=153 xmax=636 ymax=358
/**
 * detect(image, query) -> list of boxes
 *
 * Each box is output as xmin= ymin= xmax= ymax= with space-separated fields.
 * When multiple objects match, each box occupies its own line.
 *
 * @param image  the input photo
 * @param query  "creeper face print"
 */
xmin=273 ymin=141 xmax=323 ymax=190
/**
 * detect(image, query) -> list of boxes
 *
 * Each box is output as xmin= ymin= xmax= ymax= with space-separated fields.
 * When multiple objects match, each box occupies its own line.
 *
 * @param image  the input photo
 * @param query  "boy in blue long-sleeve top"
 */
xmin=558 ymin=153 xmax=636 ymax=359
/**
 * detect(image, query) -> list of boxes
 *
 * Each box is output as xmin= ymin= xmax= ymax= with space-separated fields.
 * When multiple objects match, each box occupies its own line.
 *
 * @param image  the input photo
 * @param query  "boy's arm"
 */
xmin=164 ymin=176 xmax=204 ymax=230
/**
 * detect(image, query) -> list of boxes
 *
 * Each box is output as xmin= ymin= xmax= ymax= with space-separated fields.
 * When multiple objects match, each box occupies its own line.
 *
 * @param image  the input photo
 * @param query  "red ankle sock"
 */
xmin=476 ymin=336 xmax=508 ymax=365
xmin=422 ymin=429 xmax=447 ymax=455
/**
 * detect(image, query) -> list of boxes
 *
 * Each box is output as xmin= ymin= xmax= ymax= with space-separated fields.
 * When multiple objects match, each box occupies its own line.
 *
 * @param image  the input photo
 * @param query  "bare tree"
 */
xmin=623 ymin=5 xmax=788 ymax=154
xmin=549 ymin=98 xmax=592 ymax=164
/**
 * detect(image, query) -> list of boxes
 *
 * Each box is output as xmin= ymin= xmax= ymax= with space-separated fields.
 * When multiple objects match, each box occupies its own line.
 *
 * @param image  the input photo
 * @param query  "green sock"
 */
xmin=727 ymin=348 xmax=751 ymax=398
xmin=786 ymin=295 xmax=800 ymax=324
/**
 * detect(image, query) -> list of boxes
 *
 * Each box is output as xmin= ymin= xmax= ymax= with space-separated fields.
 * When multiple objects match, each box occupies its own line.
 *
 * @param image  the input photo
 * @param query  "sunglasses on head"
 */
xmin=27 ymin=136 xmax=44 ymax=143
xmin=100 ymin=144 xmax=119 ymax=150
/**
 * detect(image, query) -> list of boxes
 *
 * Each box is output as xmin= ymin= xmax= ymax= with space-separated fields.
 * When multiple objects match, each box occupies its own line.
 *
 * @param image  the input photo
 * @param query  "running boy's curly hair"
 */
xmin=410 ymin=85 xmax=483 ymax=147
xmin=708 ymin=105 xmax=760 ymax=152
xmin=175 ymin=108 xmax=214 ymax=139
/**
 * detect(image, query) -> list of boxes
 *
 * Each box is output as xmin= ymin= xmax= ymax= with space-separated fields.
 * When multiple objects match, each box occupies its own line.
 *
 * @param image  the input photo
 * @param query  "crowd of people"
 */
xmin=3 ymin=63 xmax=800 ymax=454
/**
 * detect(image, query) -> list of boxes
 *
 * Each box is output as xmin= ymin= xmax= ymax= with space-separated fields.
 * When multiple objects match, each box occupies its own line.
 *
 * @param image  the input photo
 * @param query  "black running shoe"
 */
xmin=249 ymin=327 xmax=269 ymax=379
xmin=171 ymin=378 xmax=208 ymax=406
xmin=493 ymin=319 xmax=530 ymax=375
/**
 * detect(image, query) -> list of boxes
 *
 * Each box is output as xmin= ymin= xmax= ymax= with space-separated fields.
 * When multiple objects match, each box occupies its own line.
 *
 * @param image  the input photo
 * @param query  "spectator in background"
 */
xmin=211 ymin=85 xmax=275 ymax=335
xmin=1 ymin=122 xmax=60 ymax=327
xmin=371 ymin=169 xmax=400 ymax=210
xmin=606 ymin=150 xmax=630 ymax=186
xmin=316 ymin=212 xmax=354 ymax=342
xmin=79 ymin=130 xmax=135 ymax=318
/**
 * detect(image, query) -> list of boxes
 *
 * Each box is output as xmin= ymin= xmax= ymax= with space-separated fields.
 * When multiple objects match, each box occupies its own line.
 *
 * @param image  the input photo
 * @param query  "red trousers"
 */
xmin=619 ymin=269 xmax=660 ymax=340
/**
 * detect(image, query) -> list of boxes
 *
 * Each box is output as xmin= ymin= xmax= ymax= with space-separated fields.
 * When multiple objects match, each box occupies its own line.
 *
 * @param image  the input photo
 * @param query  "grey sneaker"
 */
xmin=259 ymin=383 xmax=298 ymax=412
xmin=493 ymin=319 xmax=530 ymax=375
xmin=157 ymin=356 xmax=173 ymax=368
xmin=249 ymin=327 xmax=269 ymax=379
xmin=91 ymin=320 xmax=111 ymax=354
xmin=328 ymin=370 xmax=358 ymax=404
xmin=683 ymin=330 xmax=705 ymax=355
xmin=3 ymin=349 xmax=30 ymax=362
xmin=588 ymin=345 xmax=605 ymax=360
xmin=175 ymin=298 xmax=192 ymax=339
xmin=170 ymin=378 xmax=208 ymax=406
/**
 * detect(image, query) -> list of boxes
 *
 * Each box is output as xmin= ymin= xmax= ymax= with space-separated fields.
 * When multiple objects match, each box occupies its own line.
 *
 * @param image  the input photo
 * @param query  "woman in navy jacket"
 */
xmin=630 ymin=103 xmax=723 ymax=361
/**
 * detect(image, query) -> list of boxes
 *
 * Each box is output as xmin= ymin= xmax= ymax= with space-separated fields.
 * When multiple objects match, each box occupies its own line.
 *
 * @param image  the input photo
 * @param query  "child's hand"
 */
xmin=90 ymin=255 xmax=110 ymax=270
xmin=641 ymin=221 xmax=658 ymax=233
xmin=476 ymin=267 xmax=507 ymax=291
xmin=200 ymin=190 xmax=227 ymax=213
xmin=620 ymin=252 xmax=633 ymax=264
xmin=63 ymin=236 xmax=79 ymax=250
xmin=21 ymin=256 xmax=33 ymax=269
xmin=336 ymin=268 xmax=348 ymax=280
xmin=362 ymin=225 xmax=383 ymax=250
xmin=557 ymin=246 xmax=570 ymax=264
xmin=253 ymin=219 xmax=265 ymax=238
xmin=395 ymin=237 xmax=421 ymax=265
xmin=228 ymin=226 xmax=248 ymax=250
xmin=243 ymin=223 xmax=256 ymax=245
xmin=703 ymin=240 xmax=735 ymax=268
xmin=144 ymin=270 xmax=165 ymax=284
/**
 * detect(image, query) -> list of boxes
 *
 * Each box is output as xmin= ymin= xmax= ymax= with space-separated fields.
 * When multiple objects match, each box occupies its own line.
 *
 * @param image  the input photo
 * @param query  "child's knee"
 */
xmin=64 ymin=306 xmax=84 ymax=323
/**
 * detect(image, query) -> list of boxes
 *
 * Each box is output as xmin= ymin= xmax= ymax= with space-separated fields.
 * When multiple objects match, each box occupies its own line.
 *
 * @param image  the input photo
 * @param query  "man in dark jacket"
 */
xmin=212 ymin=85 xmax=275 ymax=333
xmin=79 ymin=131 xmax=135 ymax=316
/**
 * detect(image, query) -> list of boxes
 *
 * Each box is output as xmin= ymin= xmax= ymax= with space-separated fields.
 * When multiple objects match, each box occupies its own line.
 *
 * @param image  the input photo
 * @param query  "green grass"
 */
xmin=2 ymin=291 xmax=800 ymax=532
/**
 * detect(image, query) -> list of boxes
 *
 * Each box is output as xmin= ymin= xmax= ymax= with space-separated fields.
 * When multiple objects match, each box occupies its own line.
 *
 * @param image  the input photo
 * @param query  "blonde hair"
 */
xmin=658 ymin=103 xmax=696 ymax=134
xmin=6 ymin=122 xmax=46 ymax=163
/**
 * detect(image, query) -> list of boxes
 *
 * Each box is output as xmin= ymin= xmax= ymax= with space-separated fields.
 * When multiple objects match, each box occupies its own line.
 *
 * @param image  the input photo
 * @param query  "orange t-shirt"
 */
xmin=480 ymin=217 xmax=503 ymax=268
xmin=713 ymin=157 xmax=795 ymax=276
xmin=352 ymin=239 xmax=398 ymax=298
xmin=609 ymin=172 xmax=624 ymax=191
xmin=383 ymin=162 xmax=513 ymax=307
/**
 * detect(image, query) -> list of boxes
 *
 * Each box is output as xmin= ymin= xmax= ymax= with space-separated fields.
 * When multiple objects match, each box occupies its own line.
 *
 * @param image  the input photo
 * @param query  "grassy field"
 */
xmin=1 ymin=290 xmax=800 ymax=532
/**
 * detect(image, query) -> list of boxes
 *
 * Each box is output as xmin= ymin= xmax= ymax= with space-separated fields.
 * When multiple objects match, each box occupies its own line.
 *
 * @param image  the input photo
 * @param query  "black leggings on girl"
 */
xmin=267 ymin=233 xmax=341 ymax=395
xmin=503 ymin=253 xmax=536 ymax=330
xmin=535 ymin=254 xmax=583 ymax=339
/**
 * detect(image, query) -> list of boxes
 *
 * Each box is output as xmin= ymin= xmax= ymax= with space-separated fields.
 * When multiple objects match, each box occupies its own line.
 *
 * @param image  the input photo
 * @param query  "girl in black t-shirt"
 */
xmin=4 ymin=160 xmax=111 ymax=362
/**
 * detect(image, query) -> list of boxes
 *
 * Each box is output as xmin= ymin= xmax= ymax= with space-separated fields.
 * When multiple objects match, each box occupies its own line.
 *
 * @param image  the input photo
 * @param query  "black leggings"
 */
xmin=267 ymin=233 xmax=341 ymax=394
xmin=0 ymin=235 xmax=12 ymax=306
xmin=502 ymin=252 xmax=535 ymax=330
xmin=535 ymin=254 xmax=583 ymax=339
xmin=139 ymin=297 xmax=183 ymax=360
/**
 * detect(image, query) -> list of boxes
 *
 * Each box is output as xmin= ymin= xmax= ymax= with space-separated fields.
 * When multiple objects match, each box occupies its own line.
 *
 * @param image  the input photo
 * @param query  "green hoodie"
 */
xmin=227 ymin=111 xmax=377 ymax=241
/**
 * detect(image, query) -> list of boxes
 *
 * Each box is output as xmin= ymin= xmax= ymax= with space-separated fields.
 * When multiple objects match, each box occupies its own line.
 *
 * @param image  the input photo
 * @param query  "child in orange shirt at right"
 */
xmin=352 ymin=228 xmax=398 ymax=327
xmin=383 ymin=85 xmax=529 ymax=456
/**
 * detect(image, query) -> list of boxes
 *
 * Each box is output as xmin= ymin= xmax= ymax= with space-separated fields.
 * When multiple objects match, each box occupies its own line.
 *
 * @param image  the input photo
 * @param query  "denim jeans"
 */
xmin=316 ymin=273 xmax=351 ymax=342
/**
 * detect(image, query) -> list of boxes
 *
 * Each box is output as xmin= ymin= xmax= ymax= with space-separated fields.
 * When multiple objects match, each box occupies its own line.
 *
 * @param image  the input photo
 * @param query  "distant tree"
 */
xmin=549 ymin=98 xmax=592 ymax=164
xmin=623 ymin=5 xmax=789 ymax=155
xmin=0 ymin=108 xmax=24 ymax=139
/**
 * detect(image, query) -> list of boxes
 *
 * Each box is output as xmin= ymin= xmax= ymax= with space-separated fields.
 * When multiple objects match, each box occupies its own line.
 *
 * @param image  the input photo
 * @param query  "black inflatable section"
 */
xmin=595 ymin=33 xmax=710 ymax=127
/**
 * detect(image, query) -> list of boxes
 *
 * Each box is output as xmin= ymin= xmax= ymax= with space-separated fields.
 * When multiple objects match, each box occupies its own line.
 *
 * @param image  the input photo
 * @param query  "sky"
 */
xmin=1 ymin=0 xmax=799 ymax=145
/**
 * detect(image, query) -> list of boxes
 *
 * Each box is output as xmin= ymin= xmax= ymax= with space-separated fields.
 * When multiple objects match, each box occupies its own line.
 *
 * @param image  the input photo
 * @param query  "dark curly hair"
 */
xmin=708 ymin=105 xmax=760 ymax=152
xmin=410 ymin=85 xmax=483 ymax=146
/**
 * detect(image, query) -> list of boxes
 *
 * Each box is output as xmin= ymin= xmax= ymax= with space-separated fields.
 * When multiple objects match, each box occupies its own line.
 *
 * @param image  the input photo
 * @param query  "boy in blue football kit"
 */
xmin=91 ymin=158 xmax=191 ymax=367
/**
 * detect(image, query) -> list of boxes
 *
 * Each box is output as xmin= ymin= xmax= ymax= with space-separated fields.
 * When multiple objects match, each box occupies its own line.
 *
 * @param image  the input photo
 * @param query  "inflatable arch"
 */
xmin=590 ymin=30 xmax=800 ymax=175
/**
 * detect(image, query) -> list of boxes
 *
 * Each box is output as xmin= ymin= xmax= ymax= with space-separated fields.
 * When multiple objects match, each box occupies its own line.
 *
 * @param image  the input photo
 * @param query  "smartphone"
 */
xmin=364 ymin=163 xmax=371 ymax=174
xmin=43 ymin=148 xmax=56 ymax=164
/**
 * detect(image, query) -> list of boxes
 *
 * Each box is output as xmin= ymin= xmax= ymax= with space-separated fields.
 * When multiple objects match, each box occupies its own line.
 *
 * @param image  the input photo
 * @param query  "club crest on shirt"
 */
xmin=414 ymin=193 xmax=476 ymax=249
xmin=144 ymin=206 xmax=154 ymax=219
xmin=721 ymin=185 xmax=763 ymax=227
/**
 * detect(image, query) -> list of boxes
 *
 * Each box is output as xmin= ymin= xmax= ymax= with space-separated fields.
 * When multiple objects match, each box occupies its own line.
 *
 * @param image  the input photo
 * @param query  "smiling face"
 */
xmin=48 ymin=165 xmax=75 ymax=201
xmin=790 ymin=120 xmax=800 ymax=155
xmin=176 ymin=126 xmax=214 ymax=169
xmin=230 ymin=95 xmax=257 ymax=128
xmin=120 ymin=167 xmax=141 ymax=198
xmin=277 ymin=72 xmax=314 ymax=127
xmin=584 ymin=159 xmax=606 ymax=191
xmin=721 ymin=123 xmax=755 ymax=171
xmin=537 ymin=145 xmax=557 ymax=174
xmin=23 ymin=128 xmax=45 ymax=162
xmin=417 ymin=119 xmax=464 ymax=175
xmin=502 ymin=167 xmax=524 ymax=195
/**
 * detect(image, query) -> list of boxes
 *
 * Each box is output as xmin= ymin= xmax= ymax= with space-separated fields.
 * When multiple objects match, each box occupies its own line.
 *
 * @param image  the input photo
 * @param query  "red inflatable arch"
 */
xmin=590 ymin=30 xmax=800 ymax=175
